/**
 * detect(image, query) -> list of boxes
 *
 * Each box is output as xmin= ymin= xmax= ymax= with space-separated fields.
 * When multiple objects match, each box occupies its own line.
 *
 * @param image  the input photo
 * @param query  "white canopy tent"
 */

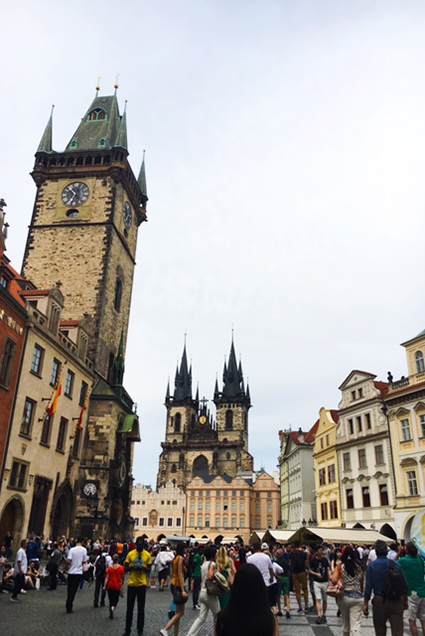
xmin=264 ymin=526 xmax=391 ymax=545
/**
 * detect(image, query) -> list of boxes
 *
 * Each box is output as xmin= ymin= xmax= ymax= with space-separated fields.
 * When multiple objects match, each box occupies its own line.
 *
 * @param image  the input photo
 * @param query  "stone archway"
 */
xmin=380 ymin=523 xmax=397 ymax=541
xmin=51 ymin=483 xmax=73 ymax=539
xmin=403 ymin=515 xmax=415 ymax=542
xmin=0 ymin=495 xmax=25 ymax=543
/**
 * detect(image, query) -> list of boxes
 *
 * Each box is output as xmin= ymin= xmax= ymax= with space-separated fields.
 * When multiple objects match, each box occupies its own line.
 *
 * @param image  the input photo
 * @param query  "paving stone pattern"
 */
xmin=0 ymin=584 xmax=412 ymax=636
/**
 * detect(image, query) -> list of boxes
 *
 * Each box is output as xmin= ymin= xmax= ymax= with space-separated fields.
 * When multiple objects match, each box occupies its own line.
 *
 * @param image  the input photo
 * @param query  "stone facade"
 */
xmin=0 ymin=287 xmax=95 ymax=541
xmin=131 ymin=481 xmax=186 ymax=540
xmin=158 ymin=340 xmax=253 ymax=490
xmin=8 ymin=93 xmax=147 ymax=540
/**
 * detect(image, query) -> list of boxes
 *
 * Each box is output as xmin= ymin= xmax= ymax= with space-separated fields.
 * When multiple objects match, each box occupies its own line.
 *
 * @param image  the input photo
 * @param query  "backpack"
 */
xmin=95 ymin=555 xmax=106 ymax=576
xmin=383 ymin=560 xmax=408 ymax=601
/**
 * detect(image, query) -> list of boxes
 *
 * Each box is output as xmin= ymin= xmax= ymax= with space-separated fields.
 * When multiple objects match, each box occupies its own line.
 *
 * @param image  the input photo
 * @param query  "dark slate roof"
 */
xmin=222 ymin=340 xmax=243 ymax=398
xmin=37 ymin=109 xmax=53 ymax=153
xmin=66 ymin=94 xmax=125 ymax=151
xmin=173 ymin=344 xmax=192 ymax=401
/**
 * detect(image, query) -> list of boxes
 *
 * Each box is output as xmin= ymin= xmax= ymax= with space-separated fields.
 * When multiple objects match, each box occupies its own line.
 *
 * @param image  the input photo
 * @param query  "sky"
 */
xmin=2 ymin=0 xmax=425 ymax=486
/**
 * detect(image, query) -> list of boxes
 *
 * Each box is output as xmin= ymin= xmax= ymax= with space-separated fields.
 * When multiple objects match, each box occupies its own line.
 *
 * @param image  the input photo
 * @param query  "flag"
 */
xmin=76 ymin=385 xmax=92 ymax=429
xmin=47 ymin=380 xmax=62 ymax=417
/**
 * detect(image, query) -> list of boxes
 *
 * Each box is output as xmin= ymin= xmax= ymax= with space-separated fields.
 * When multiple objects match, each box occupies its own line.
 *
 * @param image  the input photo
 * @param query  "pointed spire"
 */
xmin=138 ymin=150 xmax=148 ymax=197
xmin=246 ymin=382 xmax=251 ymax=402
xmin=214 ymin=376 xmax=220 ymax=399
xmin=112 ymin=330 xmax=125 ymax=385
xmin=165 ymin=378 xmax=170 ymax=401
xmin=173 ymin=341 xmax=192 ymax=401
xmin=37 ymin=106 xmax=54 ymax=153
xmin=114 ymin=103 xmax=128 ymax=150
xmin=195 ymin=383 xmax=199 ymax=403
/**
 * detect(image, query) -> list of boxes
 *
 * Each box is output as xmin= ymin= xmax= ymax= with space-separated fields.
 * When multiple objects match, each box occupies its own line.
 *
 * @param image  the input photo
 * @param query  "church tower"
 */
xmin=157 ymin=338 xmax=253 ymax=490
xmin=21 ymin=91 xmax=147 ymax=539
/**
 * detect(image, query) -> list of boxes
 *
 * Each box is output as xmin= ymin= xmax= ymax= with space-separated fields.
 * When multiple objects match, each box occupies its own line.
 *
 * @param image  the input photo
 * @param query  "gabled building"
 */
xmin=131 ymin=481 xmax=186 ymax=540
xmin=278 ymin=422 xmax=318 ymax=529
xmin=314 ymin=407 xmax=340 ymax=527
xmin=157 ymin=338 xmax=254 ymax=490
xmin=336 ymin=370 xmax=395 ymax=538
xmin=385 ymin=329 xmax=425 ymax=541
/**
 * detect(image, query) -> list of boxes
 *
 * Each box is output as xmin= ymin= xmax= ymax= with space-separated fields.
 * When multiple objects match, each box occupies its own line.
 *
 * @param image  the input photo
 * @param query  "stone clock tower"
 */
xmin=21 ymin=91 xmax=147 ymax=538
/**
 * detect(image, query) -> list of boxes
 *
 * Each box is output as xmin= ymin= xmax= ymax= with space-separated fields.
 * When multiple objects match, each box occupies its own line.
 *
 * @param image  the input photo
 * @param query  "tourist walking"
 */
xmin=191 ymin=545 xmax=204 ymax=609
xmin=160 ymin=543 xmax=188 ymax=636
xmin=65 ymin=536 xmax=88 ymax=613
xmin=309 ymin=545 xmax=331 ymax=624
xmin=290 ymin=541 xmax=309 ymax=612
xmin=216 ymin=546 xmax=236 ymax=610
xmin=330 ymin=546 xmax=364 ymax=635
xmin=215 ymin=563 xmax=279 ymax=636
xmin=122 ymin=536 xmax=152 ymax=636
xmin=104 ymin=553 xmax=125 ymax=620
xmin=398 ymin=542 xmax=425 ymax=636
xmin=10 ymin=539 xmax=28 ymax=603
xmin=364 ymin=539 xmax=408 ymax=636
xmin=185 ymin=545 xmax=221 ymax=636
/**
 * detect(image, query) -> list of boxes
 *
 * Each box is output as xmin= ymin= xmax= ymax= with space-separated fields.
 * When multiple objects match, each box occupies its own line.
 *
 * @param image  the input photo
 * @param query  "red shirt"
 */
xmin=106 ymin=565 xmax=125 ymax=591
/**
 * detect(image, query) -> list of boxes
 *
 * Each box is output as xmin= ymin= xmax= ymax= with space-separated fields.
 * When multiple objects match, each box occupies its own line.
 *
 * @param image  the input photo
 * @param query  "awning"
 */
xmin=262 ymin=529 xmax=295 ymax=543
xmin=117 ymin=414 xmax=140 ymax=441
xmin=288 ymin=526 xmax=391 ymax=545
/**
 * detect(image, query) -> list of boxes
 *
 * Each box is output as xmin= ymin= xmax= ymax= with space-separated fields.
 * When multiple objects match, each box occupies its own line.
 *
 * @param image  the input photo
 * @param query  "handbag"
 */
xmin=326 ymin=580 xmax=344 ymax=597
xmin=206 ymin=571 xmax=230 ymax=598
xmin=171 ymin=584 xmax=188 ymax=605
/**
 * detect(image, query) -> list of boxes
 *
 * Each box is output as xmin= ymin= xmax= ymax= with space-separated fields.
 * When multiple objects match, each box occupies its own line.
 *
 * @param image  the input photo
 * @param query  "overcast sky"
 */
xmin=2 ymin=0 xmax=425 ymax=486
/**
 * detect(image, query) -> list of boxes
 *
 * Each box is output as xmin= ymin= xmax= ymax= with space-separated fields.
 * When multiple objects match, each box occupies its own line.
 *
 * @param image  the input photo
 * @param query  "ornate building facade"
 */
xmin=3 ymin=90 xmax=147 ymax=539
xmin=131 ymin=481 xmax=186 ymax=540
xmin=157 ymin=339 xmax=254 ymax=490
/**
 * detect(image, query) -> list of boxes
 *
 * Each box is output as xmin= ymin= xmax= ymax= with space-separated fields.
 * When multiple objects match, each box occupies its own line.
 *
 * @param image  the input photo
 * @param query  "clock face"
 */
xmin=62 ymin=182 xmax=90 ymax=207
xmin=83 ymin=482 xmax=97 ymax=497
xmin=199 ymin=416 xmax=207 ymax=425
xmin=124 ymin=202 xmax=132 ymax=229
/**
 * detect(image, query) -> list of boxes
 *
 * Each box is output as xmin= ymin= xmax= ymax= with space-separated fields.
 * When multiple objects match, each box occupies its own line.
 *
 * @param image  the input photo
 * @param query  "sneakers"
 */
xmin=286 ymin=611 xmax=291 ymax=619
xmin=160 ymin=630 xmax=169 ymax=636
xmin=297 ymin=608 xmax=304 ymax=613
xmin=10 ymin=597 xmax=19 ymax=603
xmin=322 ymin=616 xmax=327 ymax=623
xmin=277 ymin=611 xmax=283 ymax=617
xmin=316 ymin=616 xmax=326 ymax=624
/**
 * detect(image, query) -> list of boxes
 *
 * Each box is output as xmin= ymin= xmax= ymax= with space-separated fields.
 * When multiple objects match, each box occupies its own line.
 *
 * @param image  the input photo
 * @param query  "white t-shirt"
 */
xmin=67 ymin=545 xmax=88 ymax=575
xmin=14 ymin=547 xmax=28 ymax=575
xmin=247 ymin=552 xmax=273 ymax=587
xmin=272 ymin=562 xmax=283 ymax=577
xmin=368 ymin=549 xmax=377 ymax=562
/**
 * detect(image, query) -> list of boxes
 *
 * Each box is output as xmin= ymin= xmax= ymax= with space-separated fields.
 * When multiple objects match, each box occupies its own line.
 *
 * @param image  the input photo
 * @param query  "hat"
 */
xmin=261 ymin=542 xmax=268 ymax=550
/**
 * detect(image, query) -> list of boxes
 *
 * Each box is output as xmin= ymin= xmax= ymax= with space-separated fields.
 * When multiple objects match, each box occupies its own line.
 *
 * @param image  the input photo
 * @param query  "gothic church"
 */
xmin=157 ymin=339 xmax=254 ymax=490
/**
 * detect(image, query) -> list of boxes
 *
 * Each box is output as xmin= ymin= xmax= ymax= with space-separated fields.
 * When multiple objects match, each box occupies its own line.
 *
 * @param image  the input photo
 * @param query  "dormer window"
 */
xmin=98 ymin=138 xmax=107 ymax=148
xmin=70 ymin=140 xmax=78 ymax=148
xmin=87 ymin=108 xmax=107 ymax=122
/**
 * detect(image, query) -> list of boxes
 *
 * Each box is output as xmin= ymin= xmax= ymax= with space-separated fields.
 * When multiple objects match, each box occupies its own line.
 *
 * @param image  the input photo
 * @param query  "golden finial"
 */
xmin=96 ymin=76 xmax=101 ymax=93
xmin=114 ymin=73 xmax=120 ymax=90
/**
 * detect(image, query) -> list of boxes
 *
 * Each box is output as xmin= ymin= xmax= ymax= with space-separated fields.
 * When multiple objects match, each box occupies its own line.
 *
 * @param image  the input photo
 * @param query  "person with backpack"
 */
xmin=364 ymin=539 xmax=408 ymax=636
xmin=93 ymin=551 xmax=110 ymax=607
xmin=397 ymin=542 xmax=425 ymax=636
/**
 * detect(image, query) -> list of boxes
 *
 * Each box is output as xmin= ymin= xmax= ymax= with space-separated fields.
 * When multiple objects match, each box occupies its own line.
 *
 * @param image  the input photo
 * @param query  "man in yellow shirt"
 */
xmin=122 ymin=536 xmax=152 ymax=636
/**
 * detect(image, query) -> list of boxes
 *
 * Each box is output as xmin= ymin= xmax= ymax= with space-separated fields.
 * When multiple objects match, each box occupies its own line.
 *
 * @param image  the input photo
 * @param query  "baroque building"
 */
xmin=278 ymin=422 xmax=318 ymax=529
xmin=3 ymin=90 xmax=147 ymax=539
xmin=336 ymin=370 xmax=396 ymax=538
xmin=157 ymin=339 xmax=254 ymax=490
xmin=314 ymin=407 xmax=341 ymax=527
xmin=385 ymin=328 xmax=425 ymax=541
xmin=131 ymin=481 xmax=186 ymax=540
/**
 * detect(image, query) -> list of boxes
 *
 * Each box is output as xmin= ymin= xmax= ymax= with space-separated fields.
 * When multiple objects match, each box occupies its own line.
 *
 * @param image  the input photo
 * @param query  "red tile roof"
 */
xmin=330 ymin=409 xmax=339 ymax=423
xmin=60 ymin=320 xmax=79 ymax=327
xmin=374 ymin=381 xmax=389 ymax=397
xmin=19 ymin=289 xmax=50 ymax=297
xmin=305 ymin=419 xmax=320 ymax=443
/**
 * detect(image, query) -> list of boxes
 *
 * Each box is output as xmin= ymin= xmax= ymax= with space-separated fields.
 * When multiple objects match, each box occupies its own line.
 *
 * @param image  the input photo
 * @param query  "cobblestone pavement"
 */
xmin=0 ymin=583 xmax=412 ymax=636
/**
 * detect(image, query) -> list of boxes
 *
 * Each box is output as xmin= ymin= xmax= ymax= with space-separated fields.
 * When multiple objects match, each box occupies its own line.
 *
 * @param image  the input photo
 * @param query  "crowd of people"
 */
xmin=1 ymin=532 xmax=424 ymax=636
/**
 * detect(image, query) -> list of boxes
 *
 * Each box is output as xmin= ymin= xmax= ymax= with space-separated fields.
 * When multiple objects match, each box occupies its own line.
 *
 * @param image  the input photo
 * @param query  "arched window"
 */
xmin=114 ymin=278 xmax=123 ymax=312
xmin=416 ymin=351 xmax=425 ymax=374
xmin=98 ymin=138 xmax=107 ymax=148
xmin=193 ymin=455 xmax=208 ymax=477
xmin=179 ymin=453 xmax=184 ymax=469
xmin=87 ymin=108 xmax=107 ymax=121
xmin=171 ymin=464 xmax=177 ymax=473
xmin=225 ymin=410 xmax=233 ymax=430
xmin=226 ymin=452 xmax=231 ymax=460
xmin=175 ymin=413 xmax=181 ymax=432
